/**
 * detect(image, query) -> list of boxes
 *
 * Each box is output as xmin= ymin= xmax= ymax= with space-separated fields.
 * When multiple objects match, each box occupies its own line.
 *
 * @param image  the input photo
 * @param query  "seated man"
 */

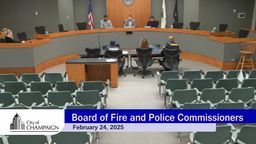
xmin=124 ymin=15 xmax=136 ymax=28
xmin=147 ymin=16 xmax=159 ymax=28
xmin=100 ymin=15 xmax=113 ymax=29
xmin=159 ymin=36 xmax=181 ymax=71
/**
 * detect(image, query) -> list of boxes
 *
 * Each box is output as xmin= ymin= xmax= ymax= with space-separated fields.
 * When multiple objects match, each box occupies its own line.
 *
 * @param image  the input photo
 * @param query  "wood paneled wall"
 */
xmin=106 ymin=0 xmax=151 ymax=28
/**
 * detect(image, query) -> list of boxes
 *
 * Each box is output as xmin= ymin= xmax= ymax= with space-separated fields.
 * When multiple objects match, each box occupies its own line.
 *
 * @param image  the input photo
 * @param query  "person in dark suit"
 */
xmin=2 ymin=28 xmax=17 ymax=43
xmin=161 ymin=36 xmax=181 ymax=58
xmin=147 ymin=16 xmax=159 ymax=28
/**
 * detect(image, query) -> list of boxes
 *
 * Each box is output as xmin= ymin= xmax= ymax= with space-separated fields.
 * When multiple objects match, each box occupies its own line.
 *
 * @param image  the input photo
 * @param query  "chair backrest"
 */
xmin=161 ymin=48 xmax=180 ymax=70
xmin=201 ymin=88 xmax=226 ymax=104
xmin=82 ymin=81 xmax=105 ymax=92
xmin=30 ymin=82 xmax=52 ymax=95
xmin=21 ymin=73 xmax=41 ymax=85
xmin=66 ymin=105 xmax=96 ymax=109
xmin=205 ymin=71 xmax=224 ymax=82
xmin=51 ymin=132 xmax=90 ymax=144
xmin=183 ymin=70 xmax=203 ymax=82
xmin=166 ymin=79 xmax=187 ymax=91
xmin=236 ymin=125 xmax=256 ymax=144
xmin=172 ymin=89 xmax=197 ymax=104
xmin=183 ymin=102 xmax=210 ymax=109
xmin=191 ymin=78 xmax=213 ymax=92
xmin=216 ymin=102 xmax=244 ymax=109
xmin=31 ymin=105 xmax=60 ymax=109
xmin=76 ymin=90 xmax=101 ymax=105
xmin=0 ymin=92 xmax=15 ymax=107
xmin=189 ymin=22 xmax=200 ymax=30
xmin=219 ymin=24 xmax=228 ymax=32
xmin=0 ymin=74 xmax=17 ymax=84
xmin=216 ymin=78 xmax=238 ymax=91
xmin=85 ymin=48 xmax=101 ymax=58
xmin=76 ymin=22 xmax=87 ymax=30
xmin=229 ymin=87 xmax=254 ymax=103
xmin=4 ymin=81 xmax=26 ymax=95
xmin=238 ymin=29 xmax=249 ymax=38
xmin=242 ymin=78 xmax=256 ymax=89
xmin=249 ymin=70 xmax=256 ymax=78
xmin=35 ymin=26 xmax=46 ymax=34
xmin=43 ymin=73 xmax=63 ymax=85
xmin=17 ymin=32 xmax=27 ymax=41
xmin=193 ymin=125 xmax=232 ymax=144
xmin=160 ymin=71 xmax=180 ymax=83
xmin=48 ymin=91 xmax=73 ymax=107
xmin=8 ymin=135 xmax=48 ymax=144
xmin=58 ymin=24 xmax=65 ymax=32
xmin=173 ymin=22 xmax=184 ymax=29
xmin=18 ymin=91 xmax=44 ymax=107
xmin=226 ymin=70 xmax=245 ymax=79
xmin=56 ymin=81 xmax=78 ymax=93
xmin=105 ymin=49 xmax=123 ymax=58
xmin=136 ymin=48 xmax=153 ymax=67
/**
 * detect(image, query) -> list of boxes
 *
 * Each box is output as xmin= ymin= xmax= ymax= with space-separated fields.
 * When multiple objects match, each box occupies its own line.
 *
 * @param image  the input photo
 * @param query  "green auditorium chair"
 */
xmin=66 ymin=105 xmax=96 ymax=109
xmin=31 ymin=82 xmax=52 ymax=95
xmin=191 ymin=78 xmax=213 ymax=92
xmin=81 ymin=81 xmax=108 ymax=107
xmin=183 ymin=102 xmax=211 ymax=109
xmin=248 ymin=69 xmax=256 ymax=78
xmin=216 ymin=78 xmax=238 ymax=92
xmin=0 ymin=106 xmax=26 ymax=109
xmin=56 ymin=81 xmax=78 ymax=94
xmin=242 ymin=78 xmax=256 ymax=89
xmin=18 ymin=91 xmax=45 ymax=107
xmin=189 ymin=125 xmax=232 ymax=144
xmin=3 ymin=81 xmax=27 ymax=95
xmin=51 ymin=132 xmax=91 ymax=144
xmin=21 ymin=73 xmax=41 ymax=85
xmin=8 ymin=135 xmax=48 ymax=144
xmin=75 ymin=90 xmax=102 ymax=109
xmin=205 ymin=71 xmax=224 ymax=82
xmin=0 ymin=137 xmax=3 ymax=144
xmin=234 ymin=125 xmax=256 ymax=144
xmin=229 ymin=87 xmax=254 ymax=104
xmin=157 ymin=71 xmax=180 ymax=95
xmin=200 ymin=88 xmax=226 ymax=106
xmin=47 ymin=91 xmax=73 ymax=108
xmin=0 ymin=74 xmax=17 ymax=84
xmin=225 ymin=70 xmax=245 ymax=79
xmin=216 ymin=102 xmax=245 ymax=109
xmin=182 ymin=70 xmax=203 ymax=82
xmin=42 ymin=72 xmax=66 ymax=86
xmin=169 ymin=89 xmax=197 ymax=108
xmin=165 ymin=79 xmax=188 ymax=107
xmin=31 ymin=105 xmax=60 ymax=109
xmin=250 ymin=102 xmax=256 ymax=109
xmin=0 ymin=92 xmax=16 ymax=107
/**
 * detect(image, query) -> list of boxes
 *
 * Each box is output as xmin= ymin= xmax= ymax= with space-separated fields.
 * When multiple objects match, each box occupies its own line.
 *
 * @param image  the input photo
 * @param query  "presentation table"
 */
xmin=66 ymin=58 xmax=118 ymax=88
xmin=0 ymin=28 xmax=255 ymax=76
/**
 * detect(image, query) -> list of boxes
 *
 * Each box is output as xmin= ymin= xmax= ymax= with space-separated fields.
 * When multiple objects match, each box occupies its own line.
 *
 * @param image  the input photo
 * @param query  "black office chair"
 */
xmin=35 ymin=26 xmax=46 ymax=34
xmin=219 ymin=24 xmax=228 ymax=32
xmin=17 ymin=32 xmax=27 ymax=41
xmin=159 ymin=48 xmax=181 ymax=71
xmin=76 ymin=22 xmax=87 ymax=30
xmin=105 ymin=49 xmax=126 ymax=76
xmin=189 ymin=22 xmax=200 ymax=30
xmin=238 ymin=29 xmax=249 ymax=38
xmin=134 ymin=48 xmax=154 ymax=78
xmin=85 ymin=48 xmax=101 ymax=58
xmin=58 ymin=24 xmax=68 ymax=32
xmin=173 ymin=22 xmax=184 ymax=29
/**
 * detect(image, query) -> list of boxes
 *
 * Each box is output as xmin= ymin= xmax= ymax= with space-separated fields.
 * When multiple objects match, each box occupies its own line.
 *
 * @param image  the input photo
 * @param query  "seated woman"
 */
xmin=2 ymin=28 xmax=17 ymax=43
xmin=138 ymin=38 xmax=150 ymax=48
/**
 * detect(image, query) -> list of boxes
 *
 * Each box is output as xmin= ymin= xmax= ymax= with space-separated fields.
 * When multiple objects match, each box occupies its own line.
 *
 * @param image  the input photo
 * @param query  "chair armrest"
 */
xmin=172 ymin=101 xmax=181 ymax=108
xmin=165 ymin=89 xmax=173 ymax=96
xmin=40 ymin=72 xmax=45 ymax=78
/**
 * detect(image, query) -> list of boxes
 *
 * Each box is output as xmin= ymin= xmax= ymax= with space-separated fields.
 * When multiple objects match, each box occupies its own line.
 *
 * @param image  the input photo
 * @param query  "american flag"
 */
xmin=87 ymin=0 xmax=94 ymax=29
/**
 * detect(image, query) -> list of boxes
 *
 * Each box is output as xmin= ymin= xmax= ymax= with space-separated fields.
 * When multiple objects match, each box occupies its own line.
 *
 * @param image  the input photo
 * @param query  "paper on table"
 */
xmin=122 ymin=50 xmax=129 ymax=55
xmin=105 ymin=59 xmax=116 ymax=62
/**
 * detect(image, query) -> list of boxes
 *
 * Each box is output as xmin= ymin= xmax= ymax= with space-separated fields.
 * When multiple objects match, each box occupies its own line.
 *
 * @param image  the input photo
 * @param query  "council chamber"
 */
xmin=0 ymin=0 xmax=256 ymax=144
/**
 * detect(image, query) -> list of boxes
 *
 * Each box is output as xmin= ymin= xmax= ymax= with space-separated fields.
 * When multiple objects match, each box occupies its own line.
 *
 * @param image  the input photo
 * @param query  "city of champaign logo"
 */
xmin=10 ymin=113 xmax=59 ymax=132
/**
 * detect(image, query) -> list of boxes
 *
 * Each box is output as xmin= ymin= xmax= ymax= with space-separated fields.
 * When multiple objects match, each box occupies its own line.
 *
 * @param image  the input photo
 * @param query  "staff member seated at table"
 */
xmin=2 ymin=28 xmax=17 ymax=43
xmin=100 ymin=15 xmax=113 ymax=29
xmin=124 ymin=15 xmax=136 ymax=28
xmin=138 ymin=38 xmax=150 ymax=48
xmin=147 ymin=16 xmax=159 ymax=28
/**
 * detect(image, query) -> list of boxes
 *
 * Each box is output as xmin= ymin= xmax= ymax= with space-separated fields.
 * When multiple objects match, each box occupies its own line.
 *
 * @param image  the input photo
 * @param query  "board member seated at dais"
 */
xmin=124 ymin=15 xmax=136 ymax=28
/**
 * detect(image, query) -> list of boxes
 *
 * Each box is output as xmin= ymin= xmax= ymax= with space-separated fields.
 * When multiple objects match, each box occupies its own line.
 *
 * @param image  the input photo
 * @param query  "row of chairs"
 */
xmin=189 ymin=125 xmax=256 ymax=144
xmin=0 ymin=89 xmax=103 ymax=109
xmin=167 ymin=87 xmax=256 ymax=108
xmin=0 ymin=132 xmax=93 ymax=144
